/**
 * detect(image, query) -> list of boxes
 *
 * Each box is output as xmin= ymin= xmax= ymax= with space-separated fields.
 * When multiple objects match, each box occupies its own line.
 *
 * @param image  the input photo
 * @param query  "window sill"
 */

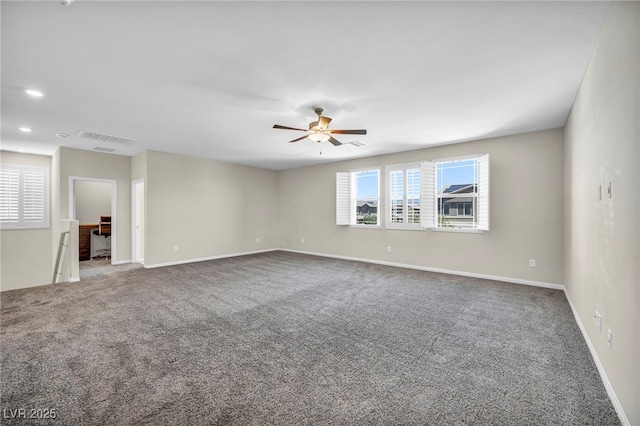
xmin=349 ymin=225 xmax=382 ymax=229
xmin=386 ymin=225 xmax=422 ymax=231
xmin=430 ymin=228 xmax=485 ymax=234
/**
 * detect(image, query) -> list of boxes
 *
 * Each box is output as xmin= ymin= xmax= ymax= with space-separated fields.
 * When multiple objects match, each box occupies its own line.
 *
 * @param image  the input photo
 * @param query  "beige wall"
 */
xmin=0 ymin=151 xmax=53 ymax=291
xmin=58 ymin=147 xmax=132 ymax=264
xmin=564 ymin=2 xmax=639 ymax=424
xmin=75 ymin=180 xmax=112 ymax=225
xmin=278 ymin=129 xmax=564 ymax=286
xmin=144 ymin=150 xmax=279 ymax=266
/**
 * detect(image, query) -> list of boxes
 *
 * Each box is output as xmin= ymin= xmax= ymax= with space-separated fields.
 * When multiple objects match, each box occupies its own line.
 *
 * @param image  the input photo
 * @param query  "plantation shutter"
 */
xmin=336 ymin=172 xmax=351 ymax=225
xmin=419 ymin=161 xmax=436 ymax=229
xmin=0 ymin=165 xmax=48 ymax=229
xmin=22 ymin=168 xmax=47 ymax=226
xmin=389 ymin=169 xmax=403 ymax=225
xmin=477 ymin=154 xmax=490 ymax=231
xmin=0 ymin=167 xmax=20 ymax=225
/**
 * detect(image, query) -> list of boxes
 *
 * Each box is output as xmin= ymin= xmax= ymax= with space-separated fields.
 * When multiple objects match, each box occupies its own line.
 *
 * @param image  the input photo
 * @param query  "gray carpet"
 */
xmin=79 ymin=257 xmax=143 ymax=279
xmin=1 ymin=251 xmax=619 ymax=425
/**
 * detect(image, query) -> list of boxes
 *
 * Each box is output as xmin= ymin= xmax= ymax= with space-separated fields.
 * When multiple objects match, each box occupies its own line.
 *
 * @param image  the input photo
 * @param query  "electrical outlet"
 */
xmin=607 ymin=329 xmax=612 ymax=348
xmin=256 ymin=237 xmax=260 ymax=243
xmin=301 ymin=237 xmax=304 ymax=244
xmin=173 ymin=245 xmax=178 ymax=252
xmin=594 ymin=311 xmax=602 ymax=332
xmin=529 ymin=259 xmax=536 ymax=267
xmin=387 ymin=246 xmax=392 ymax=253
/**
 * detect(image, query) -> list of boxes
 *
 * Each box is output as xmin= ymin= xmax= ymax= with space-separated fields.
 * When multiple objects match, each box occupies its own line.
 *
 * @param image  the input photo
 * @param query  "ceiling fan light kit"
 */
xmin=273 ymin=107 xmax=366 ymax=147
xmin=308 ymin=132 xmax=330 ymax=143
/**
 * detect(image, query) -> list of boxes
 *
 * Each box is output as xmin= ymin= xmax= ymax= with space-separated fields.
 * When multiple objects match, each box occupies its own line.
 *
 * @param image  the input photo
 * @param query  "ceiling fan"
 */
xmin=273 ymin=107 xmax=367 ymax=146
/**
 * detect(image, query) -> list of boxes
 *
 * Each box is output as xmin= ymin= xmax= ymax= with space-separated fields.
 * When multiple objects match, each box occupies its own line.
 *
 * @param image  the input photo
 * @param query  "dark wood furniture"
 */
xmin=99 ymin=215 xmax=111 ymax=236
xmin=79 ymin=224 xmax=98 ymax=261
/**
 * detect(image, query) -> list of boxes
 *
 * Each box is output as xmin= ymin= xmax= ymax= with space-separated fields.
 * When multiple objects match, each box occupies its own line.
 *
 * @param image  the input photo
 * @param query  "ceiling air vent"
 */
xmin=78 ymin=130 xmax=137 ymax=145
xmin=94 ymin=146 xmax=117 ymax=153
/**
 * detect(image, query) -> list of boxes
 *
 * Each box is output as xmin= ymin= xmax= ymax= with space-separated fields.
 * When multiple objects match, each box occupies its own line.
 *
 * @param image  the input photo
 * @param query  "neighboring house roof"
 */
xmin=357 ymin=201 xmax=378 ymax=208
xmin=440 ymin=183 xmax=477 ymax=194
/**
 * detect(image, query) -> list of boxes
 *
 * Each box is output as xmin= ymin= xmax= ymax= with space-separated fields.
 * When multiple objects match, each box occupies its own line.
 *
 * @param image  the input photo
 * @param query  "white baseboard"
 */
xmin=143 ymin=248 xmax=278 ymax=269
xmin=280 ymin=248 xmax=564 ymax=290
xmin=563 ymin=290 xmax=630 ymax=426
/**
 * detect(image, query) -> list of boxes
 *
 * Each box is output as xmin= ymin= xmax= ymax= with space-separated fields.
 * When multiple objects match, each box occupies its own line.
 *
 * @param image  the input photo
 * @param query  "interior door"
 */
xmin=133 ymin=180 xmax=145 ymax=264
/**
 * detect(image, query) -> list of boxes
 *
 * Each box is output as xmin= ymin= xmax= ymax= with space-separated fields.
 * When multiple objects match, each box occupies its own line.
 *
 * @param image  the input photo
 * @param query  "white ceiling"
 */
xmin=1 ymin=1 xmax=610 ymax=170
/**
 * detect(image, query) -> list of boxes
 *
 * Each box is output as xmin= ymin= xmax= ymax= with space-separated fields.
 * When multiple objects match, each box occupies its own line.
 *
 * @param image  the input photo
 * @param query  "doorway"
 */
xmin=132 ymin=179 xmax=144 ymax=264
xmin=69 ymin=177 xmax=116 ymax=266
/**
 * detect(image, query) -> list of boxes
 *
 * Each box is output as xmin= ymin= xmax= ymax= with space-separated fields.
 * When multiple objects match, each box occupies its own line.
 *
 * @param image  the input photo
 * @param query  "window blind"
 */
xmin=0 ymin=165 xmax=49 ymax=229
xmin=389 ymin=169 xmax=403 ymax=224
xmin=477 ymin=154 xmax=490 ymax=231
xmin=420 ymin=161 xmax=436 ymax=229
xmin=336 ymin=172 xmax=351 ymax=225
xmin=0 ymin=168 xmax=20 ymax=224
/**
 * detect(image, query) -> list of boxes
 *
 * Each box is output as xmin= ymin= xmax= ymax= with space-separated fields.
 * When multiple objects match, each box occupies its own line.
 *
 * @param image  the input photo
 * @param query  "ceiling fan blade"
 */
xmin=289 ymin=135 xmax=310 ymax=143
xmin=329 ymin=129 xmax=367 ymax=135
xmin=317 ymin=115 xmax=332 ymax=128
xmin=328 ymin=136 xmax=342 ymax=146
xmin=273 ymin=124 xmax=308 ymax=132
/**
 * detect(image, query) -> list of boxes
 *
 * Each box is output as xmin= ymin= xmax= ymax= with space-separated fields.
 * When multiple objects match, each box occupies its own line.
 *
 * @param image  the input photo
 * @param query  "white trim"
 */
xmin=432 ymin=153 xmax=486 ymax=163
xmin=279 ymin=248 xmax=564 ymax=290
xmin=68 ymin=176 xmax=117 ymax=264
xmin=563 ymin=290 xmax=630 ymax=426
xmin=143 ymin=249 xmax=277 ymax=269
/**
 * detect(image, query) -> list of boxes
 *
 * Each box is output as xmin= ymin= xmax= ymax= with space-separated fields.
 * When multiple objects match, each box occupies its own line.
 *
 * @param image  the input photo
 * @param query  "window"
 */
xmin=386 ymin=163 xmax=421 ymax=228
xmin=425 ymin=154 xmax=489 ymax=231
xmin=338 ymin=155 xmax=488 ymax=232
xmin=336 ymin=169 xmax=380 ymax=226
xmin=0 ymin=164 xmax=49 ymax=229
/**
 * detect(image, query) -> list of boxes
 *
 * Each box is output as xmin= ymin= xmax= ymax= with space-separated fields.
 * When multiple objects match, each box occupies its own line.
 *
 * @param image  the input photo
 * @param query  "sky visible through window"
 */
xmin=437 ymin=159 xmax=477 ymax=192
xmin=356 ymin=170 xmax=379 ymax=198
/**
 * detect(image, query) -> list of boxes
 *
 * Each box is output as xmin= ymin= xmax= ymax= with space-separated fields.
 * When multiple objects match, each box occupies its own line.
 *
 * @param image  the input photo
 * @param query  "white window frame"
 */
xmin=386 ymin=162 xmax=422 ymax=229
xmin=422 ymin=154 xmax=489 ymax=232
xmin=336 ymin=168 xmax=381 ymax=227
xmin=0 ymin=164 xmax=50 ymax=230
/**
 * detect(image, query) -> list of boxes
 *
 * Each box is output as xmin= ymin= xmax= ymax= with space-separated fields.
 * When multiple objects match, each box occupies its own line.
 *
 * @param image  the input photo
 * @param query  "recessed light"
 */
xmin=25 ymin=89 xmax=44 ymax=98
xmin=19 ymin=127 xmax=33 ymax=133
xmin=56 ymin=133 xmax=69 ymax=138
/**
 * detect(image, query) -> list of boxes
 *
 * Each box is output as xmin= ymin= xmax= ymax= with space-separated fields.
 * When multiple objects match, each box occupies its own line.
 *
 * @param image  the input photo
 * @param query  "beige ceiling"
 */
xmin=1 ymin=1 xmax=609 ymax=170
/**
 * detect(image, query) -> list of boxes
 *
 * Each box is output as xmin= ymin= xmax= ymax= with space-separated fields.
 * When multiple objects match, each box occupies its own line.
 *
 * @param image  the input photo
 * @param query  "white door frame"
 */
xmin=69 ymin=176 xmax=117 ymax=264
xmin=131 ymin=179 xmax=144 ymax=264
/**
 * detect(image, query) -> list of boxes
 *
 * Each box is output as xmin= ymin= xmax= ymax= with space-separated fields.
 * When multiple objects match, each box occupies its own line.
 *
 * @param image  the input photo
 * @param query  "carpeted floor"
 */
xmin=1 ymin=251 xmax=619 ymax=425
xmin=79 ymin=257 xmax=143 ymax=279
